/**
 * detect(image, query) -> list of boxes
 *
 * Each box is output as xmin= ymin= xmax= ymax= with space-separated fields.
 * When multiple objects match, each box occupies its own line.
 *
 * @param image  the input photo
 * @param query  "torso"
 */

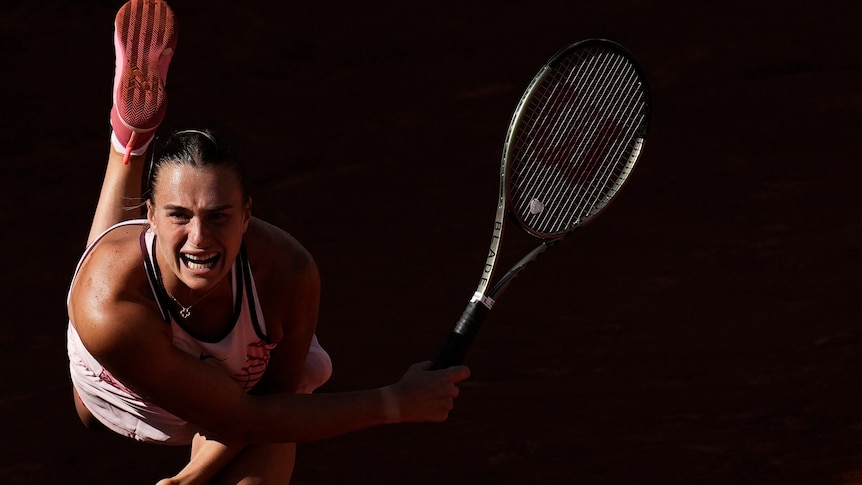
xmin=66 ymin=217 xmax=319 ymax=443
xmin=69 ymin=217 xmax=312 ymax=347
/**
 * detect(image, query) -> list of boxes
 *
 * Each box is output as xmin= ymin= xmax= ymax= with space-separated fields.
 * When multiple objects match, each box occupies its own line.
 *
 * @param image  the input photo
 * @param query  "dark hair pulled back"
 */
xmin=145 ymin=128 xmax=249 ymax=203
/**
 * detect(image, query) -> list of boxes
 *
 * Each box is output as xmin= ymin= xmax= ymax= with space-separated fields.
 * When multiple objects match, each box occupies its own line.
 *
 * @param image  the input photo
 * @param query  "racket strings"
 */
xmin=525 ymin=58 xmax=609 ymax=186
xmin=545 ymin=69 xmax=645 ymax=221
xmin=518 ymin=52 xmax=636 ymax=219
xmin=559 ymin=57 xmax=646 ymax=216
xmin=510 ymin=45 xmax=648 ymax=236
xmin=529 ymin=52 xmax=627 ymax=203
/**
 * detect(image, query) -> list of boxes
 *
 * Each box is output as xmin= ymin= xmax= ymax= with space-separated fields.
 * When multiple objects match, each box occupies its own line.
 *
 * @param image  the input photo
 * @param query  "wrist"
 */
xmin=379 ymin=386 xmax=401 ymax=424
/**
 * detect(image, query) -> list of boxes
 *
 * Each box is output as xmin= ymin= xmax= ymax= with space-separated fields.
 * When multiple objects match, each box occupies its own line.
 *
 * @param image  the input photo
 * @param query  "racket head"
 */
xmin=503 ymin=39 xmax=651 ymax=240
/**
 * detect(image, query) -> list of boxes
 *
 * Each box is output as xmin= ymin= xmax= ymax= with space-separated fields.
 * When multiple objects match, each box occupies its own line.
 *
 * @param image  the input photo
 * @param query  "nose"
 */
xmin=187 ymin=217 xmax=210 ymax=246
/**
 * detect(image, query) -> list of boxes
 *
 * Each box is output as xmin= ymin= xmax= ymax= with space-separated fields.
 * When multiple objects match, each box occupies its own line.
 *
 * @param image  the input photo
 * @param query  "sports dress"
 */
xmin=67 ymin=219 xmax=331 ymax=445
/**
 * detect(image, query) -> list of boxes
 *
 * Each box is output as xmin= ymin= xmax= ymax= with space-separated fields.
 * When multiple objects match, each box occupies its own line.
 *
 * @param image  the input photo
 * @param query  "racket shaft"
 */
xmin=432 ymin=300 xmax=491 ymax=369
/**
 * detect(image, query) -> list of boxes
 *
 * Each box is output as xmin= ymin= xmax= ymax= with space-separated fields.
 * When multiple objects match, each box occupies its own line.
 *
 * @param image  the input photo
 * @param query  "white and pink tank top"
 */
xmin=67 ymin=219 xmax=331 ymax=444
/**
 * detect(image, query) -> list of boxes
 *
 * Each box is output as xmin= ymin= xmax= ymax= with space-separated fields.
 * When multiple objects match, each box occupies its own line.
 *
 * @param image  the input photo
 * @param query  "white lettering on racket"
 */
xmin=483 ymin=248 xmax=496 ymax=277
xmin=470 ymin=291 xmax=495 ymax=308
xmin=481 ymin=220 xmax=504 ymax=284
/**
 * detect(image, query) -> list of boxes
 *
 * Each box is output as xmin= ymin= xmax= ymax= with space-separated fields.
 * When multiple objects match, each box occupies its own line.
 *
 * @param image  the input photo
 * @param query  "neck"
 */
xmin=163 ymin=274 xmax=235 ymax=335
xmin=151 ymin=243 xmax=232 ymax=317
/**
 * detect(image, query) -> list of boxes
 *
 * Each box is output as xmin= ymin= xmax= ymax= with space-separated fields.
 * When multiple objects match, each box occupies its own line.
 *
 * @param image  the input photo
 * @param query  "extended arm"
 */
xmin=69 ymin=232 xmax=469 ymax=444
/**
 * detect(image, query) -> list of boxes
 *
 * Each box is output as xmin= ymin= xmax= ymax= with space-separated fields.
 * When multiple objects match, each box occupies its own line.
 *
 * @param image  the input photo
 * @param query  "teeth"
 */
xmin=185 ymin=253 xmax=216 ymax=262
xmin=182 ymin=253 xmax=219 ymax=268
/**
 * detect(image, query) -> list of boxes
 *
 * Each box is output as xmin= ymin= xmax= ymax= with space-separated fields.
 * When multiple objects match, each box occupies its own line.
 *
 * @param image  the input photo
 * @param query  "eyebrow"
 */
xmin=162 ymin=204 xmax=236 ymax=212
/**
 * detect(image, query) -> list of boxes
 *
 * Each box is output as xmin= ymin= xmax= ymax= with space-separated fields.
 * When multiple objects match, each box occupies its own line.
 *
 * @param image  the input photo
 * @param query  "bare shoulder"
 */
xmin=244 ymin=217 xmax=318 ymax=280
xmin=68 ymin=224 xmax=168 ymax=360
xmin=243 ymin=218 xmax=320 ymax=343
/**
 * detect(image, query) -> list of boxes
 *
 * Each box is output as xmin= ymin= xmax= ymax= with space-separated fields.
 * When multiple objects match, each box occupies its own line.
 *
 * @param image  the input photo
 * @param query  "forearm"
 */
xmin=233 ymin=362 xmax=466 ymax=444
xmin=240 ymin=386 xmax=397 ymax=444
xmin=153 ymin=361 xmax=466 ymax=445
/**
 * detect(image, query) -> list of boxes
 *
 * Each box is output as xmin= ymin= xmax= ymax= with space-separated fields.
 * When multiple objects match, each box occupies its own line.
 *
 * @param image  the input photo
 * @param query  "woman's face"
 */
xmin=147 ymin=163 xmax=251 ymax=293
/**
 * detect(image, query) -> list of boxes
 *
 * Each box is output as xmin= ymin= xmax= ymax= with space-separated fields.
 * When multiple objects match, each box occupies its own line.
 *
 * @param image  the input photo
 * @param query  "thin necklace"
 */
xmin=165 ymin=285 xmax=220 ymax=319
xmin=149 ymin=234 xmax=223 ymax=319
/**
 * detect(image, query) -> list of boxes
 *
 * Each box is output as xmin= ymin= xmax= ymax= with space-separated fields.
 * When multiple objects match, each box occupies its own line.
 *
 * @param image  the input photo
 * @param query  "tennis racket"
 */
xmin=432 ymin=38 xmax=651 ymax=369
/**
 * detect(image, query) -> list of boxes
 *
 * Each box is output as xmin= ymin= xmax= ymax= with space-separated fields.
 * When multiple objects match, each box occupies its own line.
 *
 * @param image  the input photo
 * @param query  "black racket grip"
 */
xmin=432 ymin=300 xmax=491 ymax=369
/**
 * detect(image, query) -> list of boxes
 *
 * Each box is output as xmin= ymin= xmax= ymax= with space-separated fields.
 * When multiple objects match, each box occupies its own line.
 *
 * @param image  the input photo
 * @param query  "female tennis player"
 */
xmin=66 ymin=1 xmax=469 ymax=483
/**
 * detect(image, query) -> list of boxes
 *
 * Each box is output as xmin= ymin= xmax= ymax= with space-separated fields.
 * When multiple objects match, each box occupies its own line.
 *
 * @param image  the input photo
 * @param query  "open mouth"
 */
xmin=180 ymin=252 xmax=220 ymax=270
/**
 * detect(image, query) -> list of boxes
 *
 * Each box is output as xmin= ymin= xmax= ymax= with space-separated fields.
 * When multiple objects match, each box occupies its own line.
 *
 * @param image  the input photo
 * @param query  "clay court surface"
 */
xmin=2 ymin=0 xmax=861 ymax=483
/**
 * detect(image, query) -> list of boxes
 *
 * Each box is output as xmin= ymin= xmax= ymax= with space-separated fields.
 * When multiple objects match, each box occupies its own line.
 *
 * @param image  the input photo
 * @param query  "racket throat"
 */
xmin=488 ymin=241 xmax=553 ymax=298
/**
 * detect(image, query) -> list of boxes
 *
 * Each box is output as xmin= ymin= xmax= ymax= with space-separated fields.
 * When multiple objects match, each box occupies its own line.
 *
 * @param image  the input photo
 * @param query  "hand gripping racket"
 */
xmin=433 ymin=39 xmax=651 ymax=369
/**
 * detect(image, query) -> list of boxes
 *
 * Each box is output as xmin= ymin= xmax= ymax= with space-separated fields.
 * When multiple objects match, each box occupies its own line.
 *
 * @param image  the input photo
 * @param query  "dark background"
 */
xmin=2 ymin=0 xmax=861 ymax=483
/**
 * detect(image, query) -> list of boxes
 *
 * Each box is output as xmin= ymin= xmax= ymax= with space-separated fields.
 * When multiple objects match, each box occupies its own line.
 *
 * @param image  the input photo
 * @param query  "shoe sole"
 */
xmin=113 ymin=0 xmax=177 ymax=133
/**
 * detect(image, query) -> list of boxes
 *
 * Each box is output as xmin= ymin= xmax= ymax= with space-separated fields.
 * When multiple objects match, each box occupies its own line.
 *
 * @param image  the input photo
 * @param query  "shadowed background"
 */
xmin=1 ymin=0 xmax=860 ymax=483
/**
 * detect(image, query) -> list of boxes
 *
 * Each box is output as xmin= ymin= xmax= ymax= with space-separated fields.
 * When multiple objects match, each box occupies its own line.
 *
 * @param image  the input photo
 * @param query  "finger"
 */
xmin=408 ymin=360 xmax=434 ymax=373
xmin=445 ymin=365 xmax=471 ymax=381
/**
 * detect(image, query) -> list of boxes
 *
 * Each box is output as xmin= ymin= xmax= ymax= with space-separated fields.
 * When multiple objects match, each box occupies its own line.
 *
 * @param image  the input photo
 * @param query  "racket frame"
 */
xmin=434 ymin=38 xmax=650 ymax=369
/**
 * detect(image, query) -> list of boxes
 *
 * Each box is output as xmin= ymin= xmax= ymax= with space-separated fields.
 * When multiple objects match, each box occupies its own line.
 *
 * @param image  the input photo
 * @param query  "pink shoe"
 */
xmin=111 ymin=0 xmax=177 ymax=164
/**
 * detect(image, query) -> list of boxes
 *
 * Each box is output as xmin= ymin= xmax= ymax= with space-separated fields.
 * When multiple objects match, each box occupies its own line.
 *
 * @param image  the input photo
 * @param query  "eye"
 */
xmin=168 ymin=211 xmax=191 ymax=221
xmin=209 ymin=212 xmax=229 ymax=222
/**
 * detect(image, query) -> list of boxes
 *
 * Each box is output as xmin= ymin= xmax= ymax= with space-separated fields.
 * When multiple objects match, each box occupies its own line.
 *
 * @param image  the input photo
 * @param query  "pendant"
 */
xmin=179 ymin=307 xmax=191 ymax=318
